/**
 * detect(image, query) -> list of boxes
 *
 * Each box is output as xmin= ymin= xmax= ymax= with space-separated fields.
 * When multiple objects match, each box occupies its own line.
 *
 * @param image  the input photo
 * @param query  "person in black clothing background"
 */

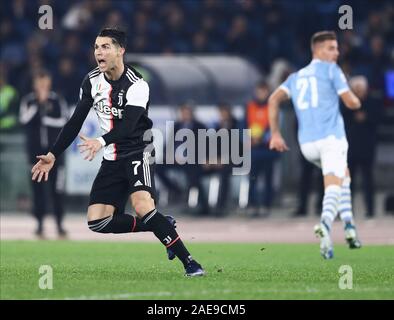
xmin=175 ymin=103 xmax=210 ymax=215
xmin=156 ymin=102 xmax=210 ymax=216
xmin=293 ymin=117 xmax=324 ymax=218
xmin=343 ymin=76 xmax=383 ymax=218
xmin=19 ymin=70 xmax=69 ymax=238
xmin=208 ymin=103 xmax=241 ymax=215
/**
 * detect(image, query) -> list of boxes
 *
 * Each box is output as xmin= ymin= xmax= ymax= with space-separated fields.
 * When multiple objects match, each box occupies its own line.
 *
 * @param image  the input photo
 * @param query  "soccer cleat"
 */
xmin=314 ymin=223 xmax=334 ymax=259
xmin=344 ymin=223 xmax=362 ymax=249
xmin=165 ymin=215 xmax=177 ymax=260
xmin=184 ymin=260 xmax=205 ymax=277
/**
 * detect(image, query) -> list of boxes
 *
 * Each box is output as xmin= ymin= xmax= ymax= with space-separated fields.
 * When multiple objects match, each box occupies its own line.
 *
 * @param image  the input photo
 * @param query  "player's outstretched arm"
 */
xmin=31 ymin=152 xmax=56 ymax=182
xmin=268 ymin=87 xmax=290 ymax=152
xmin=49 ymin=94 xmax=92 ymax=160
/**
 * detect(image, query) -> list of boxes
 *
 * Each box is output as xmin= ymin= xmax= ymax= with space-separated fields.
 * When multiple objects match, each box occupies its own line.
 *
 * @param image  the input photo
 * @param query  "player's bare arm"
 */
xmin=340 ymin=90 xmax=361 ymax=110
xmin=268 ymin=87 xmax=290 ymax=152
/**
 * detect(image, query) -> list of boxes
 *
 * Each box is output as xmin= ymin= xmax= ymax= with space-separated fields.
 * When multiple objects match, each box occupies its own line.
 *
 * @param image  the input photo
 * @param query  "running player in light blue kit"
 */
xmin=268 ymin=31 xmax=362 ymax=259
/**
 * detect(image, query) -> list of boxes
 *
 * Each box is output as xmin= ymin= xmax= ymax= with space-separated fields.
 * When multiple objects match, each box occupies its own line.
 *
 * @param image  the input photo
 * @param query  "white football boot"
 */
xmin=314 ymin=222 xmax=334 ymax=259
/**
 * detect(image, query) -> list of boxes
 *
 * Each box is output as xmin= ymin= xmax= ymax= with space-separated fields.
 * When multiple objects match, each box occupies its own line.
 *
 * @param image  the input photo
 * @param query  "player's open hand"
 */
xmin=78 ymin=134 xmax=103 ymax=161
xmin=31 ymin=152 xmax=56 ymax=182
xmin=269 ymin=133 xmax=289 ymax=152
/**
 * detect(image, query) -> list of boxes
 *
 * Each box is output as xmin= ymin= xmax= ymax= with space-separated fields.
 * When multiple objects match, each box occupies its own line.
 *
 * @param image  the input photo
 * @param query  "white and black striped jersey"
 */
xmin=50 ymin=65 xmax=153 ymax=161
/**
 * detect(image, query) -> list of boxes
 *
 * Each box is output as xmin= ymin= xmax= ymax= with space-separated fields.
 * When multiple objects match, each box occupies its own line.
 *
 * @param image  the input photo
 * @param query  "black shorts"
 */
xmin=89 ymin=151 xmax=156 ymax=211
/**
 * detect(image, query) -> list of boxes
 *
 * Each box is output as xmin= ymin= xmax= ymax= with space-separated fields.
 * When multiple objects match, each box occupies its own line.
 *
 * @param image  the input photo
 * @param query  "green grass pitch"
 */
xmin=1 ymin=241 xmax=393 ymax=300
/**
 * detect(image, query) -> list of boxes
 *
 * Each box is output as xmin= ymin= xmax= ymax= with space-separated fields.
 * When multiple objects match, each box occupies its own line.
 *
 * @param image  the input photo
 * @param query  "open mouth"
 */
xmin=98 ymin=59 xmax=106 ymax=67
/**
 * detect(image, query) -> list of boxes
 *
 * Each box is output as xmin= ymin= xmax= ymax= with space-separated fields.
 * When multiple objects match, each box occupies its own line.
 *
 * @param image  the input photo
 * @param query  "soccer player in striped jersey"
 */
xmin=268 ymin=31 xmax=362 ymax=259
xmin=31 ymin=28 xmax=205 ymax=276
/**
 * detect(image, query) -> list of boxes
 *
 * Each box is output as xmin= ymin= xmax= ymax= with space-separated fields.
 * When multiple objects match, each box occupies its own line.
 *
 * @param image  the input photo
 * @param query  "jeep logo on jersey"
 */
xmin=94 ymin=100 xmax=124 ymax=118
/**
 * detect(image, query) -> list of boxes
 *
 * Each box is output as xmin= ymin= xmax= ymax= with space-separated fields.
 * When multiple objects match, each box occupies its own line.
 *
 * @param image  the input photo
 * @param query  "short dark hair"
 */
xmin=256 ymin=80 xmax=269 ymax=89
xmin=33 ymin=69 xmax=51 ymax=80
xmin=311 ymin=31 xmax=337 ymax=49
xmin=218 ymin=101 xmax=231 ymax=109
xmin=98 ymin=27 xmax=127 ymax=48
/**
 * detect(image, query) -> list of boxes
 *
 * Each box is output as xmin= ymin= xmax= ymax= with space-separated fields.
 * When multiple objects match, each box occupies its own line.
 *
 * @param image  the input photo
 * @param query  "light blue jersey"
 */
xmin=280 ymin=59 xmax=350 ymax=144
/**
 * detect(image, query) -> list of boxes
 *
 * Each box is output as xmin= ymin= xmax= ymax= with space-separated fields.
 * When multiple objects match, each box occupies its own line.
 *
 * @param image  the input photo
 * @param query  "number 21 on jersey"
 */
xmin=296 ymin=76 xmax=318 ymax=110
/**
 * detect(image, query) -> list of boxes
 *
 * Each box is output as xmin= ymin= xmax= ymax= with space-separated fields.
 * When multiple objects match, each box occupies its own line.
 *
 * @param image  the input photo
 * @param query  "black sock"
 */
xmin=133 ymin=216 xmax=152 ymax=232
xmin=142 ymin=209 xmax=193 ymax=266
xmin=88 ymin=214 xmax=152 ymax=233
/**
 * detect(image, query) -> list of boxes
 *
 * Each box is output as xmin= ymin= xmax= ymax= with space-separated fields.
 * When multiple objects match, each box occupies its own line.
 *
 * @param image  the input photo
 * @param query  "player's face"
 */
xmin=33 ymin=76 xmax=51 ymax=93
xmin=219 ymin=108 xmax=231 ymax=121
xmin=255 ymin=86 xmax=269 ymax=101
xmin=94 ymin=37 xmax=123 ymax=72
xmin=180 ymin=107 xmax=193 ymax=122
xmin=319 ymin=40 xmax=339 ymax=62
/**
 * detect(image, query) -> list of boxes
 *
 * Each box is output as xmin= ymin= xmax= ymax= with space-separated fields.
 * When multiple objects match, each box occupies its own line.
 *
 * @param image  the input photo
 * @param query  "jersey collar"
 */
xmin=311 ymin=59 xmax=323 ymax=64
xmin=103 ymin=64 xmax=127 ymax=84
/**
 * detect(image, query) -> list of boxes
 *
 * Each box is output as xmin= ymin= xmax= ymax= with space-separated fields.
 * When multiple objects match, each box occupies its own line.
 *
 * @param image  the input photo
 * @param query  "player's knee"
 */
xmin=134 ymin=201 xmax=154 ymax=216
xmin=87 ymin=204 xmax=115 ymax=222
xmin=132 ymin=193 xmax=154 ymax=216
xmin=87 ymin=215 xmax=112 ymax=233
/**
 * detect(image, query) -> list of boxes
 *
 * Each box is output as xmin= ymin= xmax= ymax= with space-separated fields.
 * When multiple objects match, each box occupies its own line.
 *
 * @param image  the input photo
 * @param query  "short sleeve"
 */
xmin=125 ymin=80 xmax=149 ymax=108
xmin=279 ymin=74 xmax=293 ymax=98
xmin=330 ymin=64 xmax=349 ymax=95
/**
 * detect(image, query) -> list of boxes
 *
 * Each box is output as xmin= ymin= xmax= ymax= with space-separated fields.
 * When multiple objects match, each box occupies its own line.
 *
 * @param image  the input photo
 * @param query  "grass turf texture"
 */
xmin=1 ymin=241 xmax=393 ymax=300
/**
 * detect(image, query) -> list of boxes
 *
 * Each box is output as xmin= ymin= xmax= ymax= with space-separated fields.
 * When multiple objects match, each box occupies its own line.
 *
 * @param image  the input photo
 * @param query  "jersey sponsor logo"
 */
xmin=94 ymin=100 xmax=124 ymax=119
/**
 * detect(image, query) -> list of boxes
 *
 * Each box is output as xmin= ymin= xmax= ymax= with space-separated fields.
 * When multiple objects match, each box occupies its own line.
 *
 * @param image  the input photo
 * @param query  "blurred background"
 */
xmin=1 ymin=0 xmax=393 ymax=237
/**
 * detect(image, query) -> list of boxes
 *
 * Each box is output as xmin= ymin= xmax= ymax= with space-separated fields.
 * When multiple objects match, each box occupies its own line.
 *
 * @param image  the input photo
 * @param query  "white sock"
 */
xmin=339 ymin=177 xmax=354 ymax=226
xmin=321 ymin=185 xmax=341 ymax=231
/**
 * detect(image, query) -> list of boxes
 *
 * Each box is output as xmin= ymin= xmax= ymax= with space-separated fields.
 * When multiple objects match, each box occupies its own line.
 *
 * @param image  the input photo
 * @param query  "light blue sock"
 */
xmin=321 ymin=185 xmax=341 ymax=231
xmin=339 ymin=177 xmax=355 ymax=226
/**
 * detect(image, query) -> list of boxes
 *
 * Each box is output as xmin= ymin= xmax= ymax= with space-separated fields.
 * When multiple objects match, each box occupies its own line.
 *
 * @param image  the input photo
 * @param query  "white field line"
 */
xmin=37 ymin=287 xmax=394 ymax=300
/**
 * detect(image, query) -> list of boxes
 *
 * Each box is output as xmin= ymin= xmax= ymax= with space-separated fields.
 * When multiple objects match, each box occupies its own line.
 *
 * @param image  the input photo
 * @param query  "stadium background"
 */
xmin=0 ymin=0 xmax=394 ymax=300
xmin=1 ymin=0 xmax=393 ymax=215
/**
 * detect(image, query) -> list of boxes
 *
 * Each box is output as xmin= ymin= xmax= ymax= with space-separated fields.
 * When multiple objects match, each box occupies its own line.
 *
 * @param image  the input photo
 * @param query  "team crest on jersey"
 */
xmin=118 ymin=92 xmax=123 ymax=106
